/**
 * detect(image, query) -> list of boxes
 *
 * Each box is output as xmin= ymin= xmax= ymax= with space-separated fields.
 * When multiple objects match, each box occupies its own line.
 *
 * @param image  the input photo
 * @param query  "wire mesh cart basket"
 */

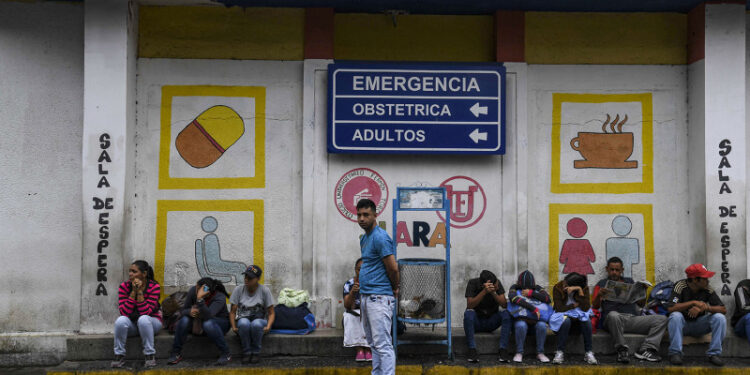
xmin=392 ymin=187 xmax=452 ymax=360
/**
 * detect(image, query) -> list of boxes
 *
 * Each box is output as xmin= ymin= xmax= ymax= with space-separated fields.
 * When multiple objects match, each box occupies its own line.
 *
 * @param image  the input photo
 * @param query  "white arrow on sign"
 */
xmin=469 ymin=128 xmax=488 ymax=144
xmin=470 ymin=102 xmax=488 ymax=117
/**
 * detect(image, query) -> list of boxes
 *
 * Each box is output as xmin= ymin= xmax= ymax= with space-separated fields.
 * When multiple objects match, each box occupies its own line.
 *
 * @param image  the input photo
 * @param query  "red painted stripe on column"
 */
xmin=495 ymin=10 xmax=525 ymax=63
xmin=304 ymin=7 xmax=334 ymax=59
xmin=687 ymin=3 xmax=705 ymax=64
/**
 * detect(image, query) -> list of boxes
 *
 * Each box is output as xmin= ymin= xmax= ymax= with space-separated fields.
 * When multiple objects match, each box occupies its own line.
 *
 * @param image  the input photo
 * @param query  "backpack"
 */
xmin=270 ymin=302 xmax=316 ymax=335
xmin=161 ymin=291 xmax=188 ymax=333
xmin=646 ymin=280 xmax=674 ymax=315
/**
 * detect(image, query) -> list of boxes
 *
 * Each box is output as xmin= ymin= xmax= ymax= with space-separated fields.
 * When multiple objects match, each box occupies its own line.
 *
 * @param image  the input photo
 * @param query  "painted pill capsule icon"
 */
xmin=175 ymin=105 xmax=245 ymax=168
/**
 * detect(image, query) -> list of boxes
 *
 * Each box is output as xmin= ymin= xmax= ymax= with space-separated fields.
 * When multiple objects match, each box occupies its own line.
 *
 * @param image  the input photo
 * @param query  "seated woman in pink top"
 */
xmin=112 ymin=260 xmax=163 ymax=369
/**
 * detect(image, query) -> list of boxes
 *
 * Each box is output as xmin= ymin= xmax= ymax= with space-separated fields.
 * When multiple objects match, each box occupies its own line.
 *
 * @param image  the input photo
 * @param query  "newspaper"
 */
xmin=601 ymin=279 xmax=652 ymax=304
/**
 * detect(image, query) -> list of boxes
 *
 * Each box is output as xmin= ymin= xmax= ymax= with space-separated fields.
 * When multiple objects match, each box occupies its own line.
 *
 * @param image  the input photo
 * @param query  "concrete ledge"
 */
xmin=64 ymin=327 xmax=750 ymax=361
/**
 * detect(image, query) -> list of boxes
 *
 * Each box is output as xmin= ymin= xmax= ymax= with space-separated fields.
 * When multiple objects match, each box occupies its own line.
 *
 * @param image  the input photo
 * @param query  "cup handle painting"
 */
xmin=570 ymin=137 xmax=581 ymax=152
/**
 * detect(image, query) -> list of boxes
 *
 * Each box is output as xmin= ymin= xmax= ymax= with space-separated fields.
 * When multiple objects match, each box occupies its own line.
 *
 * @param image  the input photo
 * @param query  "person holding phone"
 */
xmin=167 ymin=278 xmax=231 ymax=366
xmin=343 ymin=258 xmax=371 ymax=362
xmin=112 ymin=260 xmax=162 ymax=369
xmin=229 ymin=265 xmax=275 ymax=365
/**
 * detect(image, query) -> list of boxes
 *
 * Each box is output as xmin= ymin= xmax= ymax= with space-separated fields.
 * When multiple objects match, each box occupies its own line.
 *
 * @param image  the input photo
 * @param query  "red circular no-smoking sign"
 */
xmin=334 ymin=168 xmax=389 ymax=222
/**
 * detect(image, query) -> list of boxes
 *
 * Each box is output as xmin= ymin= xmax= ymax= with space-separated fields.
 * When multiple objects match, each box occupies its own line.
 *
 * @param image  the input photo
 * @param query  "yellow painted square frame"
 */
xmin=158 ymin=85 xmax=266 ymax=189
xmin=548 ymin=203 xmax=654 ymax=287
xmin=154 ymin=199 xmax=265 ymax=298
xmin=551 ymin=93 xmax=653 ymax=194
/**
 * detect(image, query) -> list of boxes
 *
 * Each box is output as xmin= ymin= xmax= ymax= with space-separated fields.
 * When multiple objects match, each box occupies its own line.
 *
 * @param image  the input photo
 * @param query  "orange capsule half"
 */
xmin=175 ymin=105 xmax=245 ymax=168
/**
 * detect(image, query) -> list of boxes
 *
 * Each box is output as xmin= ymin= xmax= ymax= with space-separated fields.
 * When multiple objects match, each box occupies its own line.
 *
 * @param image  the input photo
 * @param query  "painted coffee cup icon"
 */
xmin=570 ymin=114 xmax=638 ymax=169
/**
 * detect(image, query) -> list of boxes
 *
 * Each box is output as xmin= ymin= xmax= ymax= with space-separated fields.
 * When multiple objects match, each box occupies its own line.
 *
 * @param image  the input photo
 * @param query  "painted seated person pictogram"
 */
xmin=195 ymin=216 xmax=248 ymax=284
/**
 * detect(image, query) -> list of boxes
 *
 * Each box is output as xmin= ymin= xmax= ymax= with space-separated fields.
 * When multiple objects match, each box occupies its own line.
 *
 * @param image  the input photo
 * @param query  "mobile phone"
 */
xmin=203 ymin=285 xmax=210 ymax=292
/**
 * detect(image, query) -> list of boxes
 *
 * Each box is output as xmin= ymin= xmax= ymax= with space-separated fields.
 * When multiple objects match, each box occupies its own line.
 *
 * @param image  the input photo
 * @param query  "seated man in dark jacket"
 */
xmin=732 ymin=279 xmax=750 ymax=347
xmin=463 ymin=270 xmax=512 ymax=363
xmin=167 ymin=278 xmax=232 ymax=366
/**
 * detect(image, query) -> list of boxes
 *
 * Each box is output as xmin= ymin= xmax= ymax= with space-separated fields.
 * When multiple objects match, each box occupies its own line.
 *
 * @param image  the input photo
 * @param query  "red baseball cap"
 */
xmin=685 ymin=264 xmax=715 ymax=279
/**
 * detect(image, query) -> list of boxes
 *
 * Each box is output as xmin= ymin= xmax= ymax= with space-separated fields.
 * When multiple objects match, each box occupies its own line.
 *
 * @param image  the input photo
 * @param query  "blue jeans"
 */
xmin=514 ymin=319 xmax=548 ymax=354
xmin=555 ymin=317 xmax=592 ymax=352
xmin=463 ymin=309 xmax=512 ymax=350
xmin=237 ymin=318 xmax=268 ymax=355
xmin=172 ymin=315 xmax=231 ymax=355
xmin=733 ymin=313 xmax=750 ymax=345
xmin=668 ymin=311 xmax=726 ymax=356
xmin=362 ymin=294 xmax=395 ymax=375
xmin=114 ymin=315 xmax=162 ymax=356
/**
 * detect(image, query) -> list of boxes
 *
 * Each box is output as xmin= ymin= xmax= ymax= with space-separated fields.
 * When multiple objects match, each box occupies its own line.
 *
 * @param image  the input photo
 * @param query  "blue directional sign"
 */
xmin=327 ymin=62 xmax=505 ymax=154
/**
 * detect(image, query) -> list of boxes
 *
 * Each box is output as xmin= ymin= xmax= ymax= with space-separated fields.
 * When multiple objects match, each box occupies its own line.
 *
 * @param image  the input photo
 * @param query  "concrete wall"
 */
xmin=131 ymin=59 xmax=303 ymax=302
xmin=0 ymin=1 xmax=83 ymax=333
xmin=527 ymin=65 xmax=693 ymax=287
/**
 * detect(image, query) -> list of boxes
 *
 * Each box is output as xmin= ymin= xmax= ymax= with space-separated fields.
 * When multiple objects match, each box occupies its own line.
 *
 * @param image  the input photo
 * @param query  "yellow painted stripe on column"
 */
xmin=335 ymin=13 xmax=494 ymax=62
xmin=139 ymin=6 xmax=304 ymax=60
xmin=525 ymin=12 xmax=687 ymax=65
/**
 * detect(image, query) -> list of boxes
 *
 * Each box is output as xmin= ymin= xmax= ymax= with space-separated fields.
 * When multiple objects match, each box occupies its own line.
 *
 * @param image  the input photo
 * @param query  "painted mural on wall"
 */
xmin=437 ymin=176 xmax=486 ymax=229
xmin=158 ymin=85 xmax=266 ymax=189
xmin=334 ymin=168 xmax=389 ymax=222
xmin=551 ymin=93 xmax=653 ymax=194
xmin=153 ymin=200 xmax=264 ymax=294
xmin=549 ymin=204 xmax=654 ymax=286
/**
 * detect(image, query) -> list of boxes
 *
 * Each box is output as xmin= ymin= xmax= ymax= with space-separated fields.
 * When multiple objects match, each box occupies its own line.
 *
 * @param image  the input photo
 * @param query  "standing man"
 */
xmin=356 ymin=199 xmax=399 ymax=375
xmin=592 ymin=257 xmax=666 ymax=363
xmin=666 ymin=264 xmax=727 ymax=367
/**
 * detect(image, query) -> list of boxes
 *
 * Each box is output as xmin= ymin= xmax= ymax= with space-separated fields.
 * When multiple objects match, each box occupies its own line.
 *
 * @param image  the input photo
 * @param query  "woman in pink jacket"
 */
xmin=112 ymin=260 xmax=163 ymax=368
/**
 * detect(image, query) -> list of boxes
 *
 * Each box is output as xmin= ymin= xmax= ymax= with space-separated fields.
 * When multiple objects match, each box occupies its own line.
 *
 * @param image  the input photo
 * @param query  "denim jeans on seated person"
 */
xmin=237 ymin=317 xmax=268 ymax=355
xmin=555 ymin=317 xmax=592 ymax=352
xmin=733 ymin=313 xmax=750 ymax=345
xmin=172 ymin=315 xmax=231 ymax=355
xmin=667 ymin=311 xmax=726 ymax=356
xmin=463 ymin=309 xmax=512 ymax=350
xmin=514 ymin=319 xmax=548 ymax=354
xmin=114 ymin=315 xmax=162 ymax=356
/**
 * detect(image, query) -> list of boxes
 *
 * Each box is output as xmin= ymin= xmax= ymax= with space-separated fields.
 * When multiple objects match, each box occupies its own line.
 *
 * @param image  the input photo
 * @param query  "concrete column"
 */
xmin=702 ymin=3 xmax=747 ymax=305
xmin=80 ymin=0 xmax=137 ymax=332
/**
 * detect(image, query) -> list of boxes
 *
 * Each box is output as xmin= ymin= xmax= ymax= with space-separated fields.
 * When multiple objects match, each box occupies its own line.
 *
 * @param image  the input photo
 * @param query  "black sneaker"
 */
xmin=215 ymin=352 xmax=231 ymax=366
xmin=242 ymin=353 xmax=252 ymax=364
xmin=250 ymin=354 xmax=260 ymax=364
xmin=708 ymin=355 xmax=724 ymax=367
xmin=111 ymin=355 xmax=126 ymax=368
xmin=167 ymin=352 xmax=183 ymax=365
xmin=497 ymin=348 xmax=510 ymax=363
xmin=634 ymin=348 xmax=661 ymax=362
xmin=616 ymin=347 xmax=630 ymax=364
xmin=669 ymin=353 xmax=683 ymax=365
xmin=467 ymin=348 xmax=479 ymax=363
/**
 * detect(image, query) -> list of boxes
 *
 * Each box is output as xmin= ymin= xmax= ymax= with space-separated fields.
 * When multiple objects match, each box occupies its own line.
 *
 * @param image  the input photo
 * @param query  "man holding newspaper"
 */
xmin=592 ymin=257 xmax=667 ymax=364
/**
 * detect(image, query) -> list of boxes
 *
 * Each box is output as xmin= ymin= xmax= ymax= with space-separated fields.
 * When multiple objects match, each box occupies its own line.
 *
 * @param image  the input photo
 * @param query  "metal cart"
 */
xmin=391 ymin=187 xmax=452 ymax=360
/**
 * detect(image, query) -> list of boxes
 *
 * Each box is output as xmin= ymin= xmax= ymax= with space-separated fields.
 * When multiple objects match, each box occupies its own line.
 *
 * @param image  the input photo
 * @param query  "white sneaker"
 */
xmin=537 ymin=353 xmax=550 ymax=363
xmin=584 ymin=351 xmax=599 ymax=365
xmin=513 ymin=353 xmax=523 ymax=363
xmin=552 ymin=350 xmax=564 ymax=364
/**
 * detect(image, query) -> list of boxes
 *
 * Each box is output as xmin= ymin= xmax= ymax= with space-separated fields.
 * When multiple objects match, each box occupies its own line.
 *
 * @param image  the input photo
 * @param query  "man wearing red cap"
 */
xmin=666 ymin=264 xmax=727 ymax=367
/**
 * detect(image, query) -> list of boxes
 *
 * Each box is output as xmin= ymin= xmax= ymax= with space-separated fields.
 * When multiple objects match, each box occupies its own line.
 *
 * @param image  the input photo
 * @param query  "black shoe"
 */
xmin=497 ymin=348 xmax=509 ymax=363
xmin=616 ymin=347 xmax=630 ymax=364
xmin=111 ymin=355 xmax=126 ymax=368
xmin=708 ymin=355 xmax=724 ymax=367
xmin=634 ymin=348 xmax=661 ymax=362
xmin=669 ymin=353 xmax=683 ymax=365
xmin=242 ymin=353 xmax=252 ymax=364
xmin=215 ymin=353 xmax=231 ymax=366
xmin=250 ymin=354 xmax=260 ymax=364
xmin=467 ymin=348 xmax=479 ymax=363
xmin=167 ymin=352 xmax=183 ymax=365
